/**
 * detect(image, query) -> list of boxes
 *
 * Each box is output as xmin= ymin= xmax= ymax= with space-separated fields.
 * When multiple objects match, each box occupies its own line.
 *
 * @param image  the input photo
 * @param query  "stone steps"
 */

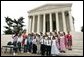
xmin=66 ymin=50 xmax=83 ymax=53
xmin=73 ymin=43 xmax=83 ymax=45
xmin=73 ymin=48 xmax=83 ymax=50
xmin=59 ymin=53 xmax=83 ymax=56
xmin=72 ymin=46 xmax=83 ymax=49
xmin=61 ymin=32 xmax=83 ymax=56
xmin=73 ymin=38 xmax=82 ymax=40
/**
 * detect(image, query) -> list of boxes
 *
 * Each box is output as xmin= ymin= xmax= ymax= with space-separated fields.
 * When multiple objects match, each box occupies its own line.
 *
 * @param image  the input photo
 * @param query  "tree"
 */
xmin=4 ymin=17 xmax=25 ymax=34
xmin=4 ymin=17 xmax=13 ymax=34
xmin=81 ymin=26 xmax=83 ymax=32
xmin=12 ymin=17 xmax=25 ymax=34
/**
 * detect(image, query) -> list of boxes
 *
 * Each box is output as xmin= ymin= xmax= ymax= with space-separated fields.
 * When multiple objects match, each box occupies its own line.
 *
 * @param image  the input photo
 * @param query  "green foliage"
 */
xmin=4 ymin=17 xmax=25 ymax=34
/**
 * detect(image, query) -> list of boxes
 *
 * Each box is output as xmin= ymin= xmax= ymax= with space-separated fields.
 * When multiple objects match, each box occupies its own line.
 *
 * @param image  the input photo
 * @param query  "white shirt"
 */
xmin=32 ymin=38 xmax=37 ymax=45
xmin=44 ymin=39 xmax=47 ymax=45
xmin=18 ymin=37 xmax=22 ymax=42
xmin=40 ymin=38 xmax=44 ymax=44
xmin=24 ymin=39 xmax=27 ymax=45
xmin=44 ymin=37 xmax=48 ymax=45
xmin=47 ymin=40 xmax=52 ymax=46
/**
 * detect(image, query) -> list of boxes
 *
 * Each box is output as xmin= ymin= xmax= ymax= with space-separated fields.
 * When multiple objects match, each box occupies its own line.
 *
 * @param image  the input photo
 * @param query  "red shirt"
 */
xmin=22 ymin=33 xmax=27 ymax=46
xmin=22 ymin=33 xmax=27 ymax=39
xmin=66 ymin=34 xmax=72 ymax=40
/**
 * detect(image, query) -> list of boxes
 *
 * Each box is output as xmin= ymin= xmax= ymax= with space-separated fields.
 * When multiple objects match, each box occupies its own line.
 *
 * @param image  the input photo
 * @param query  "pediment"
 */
xmin=28 ymin=3 xmax=72 ymax=13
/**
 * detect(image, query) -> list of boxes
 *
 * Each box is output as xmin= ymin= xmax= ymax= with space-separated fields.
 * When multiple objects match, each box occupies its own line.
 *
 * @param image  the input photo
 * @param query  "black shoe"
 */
xmin=63 ymin=51 xmax=66 ymax=53
xmin=68 ymin=48 xmax=72 ymax=50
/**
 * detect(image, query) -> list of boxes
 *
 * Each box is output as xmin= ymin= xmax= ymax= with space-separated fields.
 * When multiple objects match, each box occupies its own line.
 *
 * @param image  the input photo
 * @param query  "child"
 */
xmin=59 ymin=32 xmax=66 ymax=53
xmin=66 ymin=31 xmax=72 ymax=50
xmin=24 ymin=36 xmax=28 ymax=52
xmin=46 ymin=37 xmax=51 ymax=56
xmin=32 ymin=35 xmax=37 ymax=54
xmin=40 ymin=36 xmax=45 ymax=56
xmin=51 ymin=36 xmax=60 ymax=56
xmin=12 ymin=32 xmax=18 ymax=55
xmin=17 ymin=34 xmax=22 ymax=53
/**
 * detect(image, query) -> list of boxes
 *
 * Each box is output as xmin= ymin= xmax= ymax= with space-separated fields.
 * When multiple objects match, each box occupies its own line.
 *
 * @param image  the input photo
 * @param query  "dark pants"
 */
xmin=17 ymin=42 xmax=21 ymax=52
xmin=33 ymin=44 xmax=37 ymax=53
xmin=68 ymin=39 xmax=72 ymax=50
xmin=41 ymin=44 xmax=45 ymax=56
xmin=46 ymin=46 xmax=51 ymax=56
xmin=13 ymin=41 xmax=17 ymax=53
xmin=29 ymin=42 xmax=32 ymax=52
xmin=24 ymin=45 xmax=27 ymax=52
xmin=44 ymin=45 xmax=47 ymax=55
xmin=68 ymin=39 xmax=72 ymax=46
xmin=22 ymin=39 xmax=25 ymax=46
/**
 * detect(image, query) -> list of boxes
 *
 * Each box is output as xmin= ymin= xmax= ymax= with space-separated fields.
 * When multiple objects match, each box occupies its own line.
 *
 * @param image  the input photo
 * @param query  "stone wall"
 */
xmin=1 ymin=35 xmax=13 ymax=47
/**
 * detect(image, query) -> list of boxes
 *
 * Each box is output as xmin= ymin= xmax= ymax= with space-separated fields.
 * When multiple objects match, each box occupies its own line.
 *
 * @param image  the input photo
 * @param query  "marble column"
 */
xmin=37 ymin=15 xmax=40 ymax=33
xmin=49 ymin=13 xmax=53 ymax=32
xmin=68 ymin=11 xmax=74 ymax=32
xmin=32 ymin=15 xmax=35 ymax=32
xmin=62 ymin=11 xmax=67 ymax=32
xmin=43 ymin=14 xmax=46 ymax=34
xmin=28 ymin=16 xmax=30 ymax=33
xmin=30 ymin=19 xmax=32 ymax=32
xmin=55 ymin=12 xmax=59 ymax=32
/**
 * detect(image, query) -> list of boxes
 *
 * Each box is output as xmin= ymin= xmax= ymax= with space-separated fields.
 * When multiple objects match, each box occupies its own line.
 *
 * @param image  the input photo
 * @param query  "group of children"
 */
xmin=12 ymin=31 xmax=72 ymax=56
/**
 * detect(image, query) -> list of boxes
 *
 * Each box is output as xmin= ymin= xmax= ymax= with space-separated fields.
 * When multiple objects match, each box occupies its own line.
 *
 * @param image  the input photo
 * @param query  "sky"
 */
xmin=1 ymin=1 xmax=83 ymax=34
